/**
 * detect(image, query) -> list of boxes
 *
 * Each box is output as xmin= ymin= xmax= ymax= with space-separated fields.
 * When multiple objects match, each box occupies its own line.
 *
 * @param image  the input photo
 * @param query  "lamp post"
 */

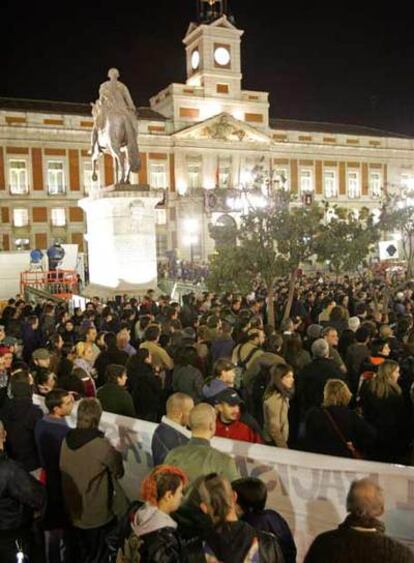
xmin=183 ymin=218 xmax=200 ymax=263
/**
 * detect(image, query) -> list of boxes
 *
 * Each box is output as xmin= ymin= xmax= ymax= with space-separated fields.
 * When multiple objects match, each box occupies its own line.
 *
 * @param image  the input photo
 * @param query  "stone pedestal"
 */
xmin=79 ymin=185 xmax=164 ymax=296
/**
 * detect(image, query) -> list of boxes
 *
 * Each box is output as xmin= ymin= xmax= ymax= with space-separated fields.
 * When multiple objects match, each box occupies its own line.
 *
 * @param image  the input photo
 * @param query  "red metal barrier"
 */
xmin=20 ymin=269 xmax=79 ymax=298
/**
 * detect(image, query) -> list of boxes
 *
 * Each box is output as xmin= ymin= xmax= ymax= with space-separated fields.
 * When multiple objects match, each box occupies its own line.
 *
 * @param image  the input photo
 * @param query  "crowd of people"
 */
xmin=158 ymin=260 xmax=210 ymax=284
xmin=0 ymin=273 xmax=414 ymax=562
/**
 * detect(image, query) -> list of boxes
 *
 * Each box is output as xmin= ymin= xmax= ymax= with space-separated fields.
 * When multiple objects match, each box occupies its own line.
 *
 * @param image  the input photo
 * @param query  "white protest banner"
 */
xmin=35 ymin=396 xmax=414 ymax=562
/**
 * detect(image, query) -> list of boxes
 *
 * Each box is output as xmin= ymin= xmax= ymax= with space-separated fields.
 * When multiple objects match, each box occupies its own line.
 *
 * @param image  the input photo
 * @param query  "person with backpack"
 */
xmin=232 ymin=329 xmax=264 ymax=388
xmin=180 ymin=473 xmax=284 ymax=562
xmin=112 ymin=465 xmax=189 ymax=563
xmin=232 ymin=477 xmax=297 ymax=563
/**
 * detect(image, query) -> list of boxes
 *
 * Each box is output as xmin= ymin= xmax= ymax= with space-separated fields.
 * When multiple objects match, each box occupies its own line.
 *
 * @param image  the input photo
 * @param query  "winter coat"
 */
xmin=304 ymin=515 xmax=414 ymax=563
xmin=201 ymin=521 xmax=284 ymax=563
xmin=60 ymin=428 xmax=124 ymax=529
xmin=129 ymin=503 xmax=187 ymax=563
xmin=151 ymin=418 xmax=190 ymax=466
xmin=128 ymin=363 xmax=162 ymax=422
xmin=210 ymin=336 xmax=235 ymax=363
xmin=97 ymin=382 xmax=136 ymax=418
xmin=164 ymin=437 xmax=240 ymax=488
xmin=296 ymin=358 xmax=346 ymax=417
xmin=172 ymin=365 xmax=204 ymax=403
xmin=303 ymin=405 xmax=376 ymax=459
xmin=215 ymin=413 xmax=263 ymax=444
xmin=0 ymin=396 xmax=43 ymax=472
xmin=263 ymin=392 xmax=290 ymax=447
xmin=35 ymin=415 xmax=70 ymax=528
xmin=359 ymin=382 xmax=411 ymax=462
xmin=242 ymin=509 xmax=297 ymax=563
xmin=0 ymin=450 xmax=46 ymax=531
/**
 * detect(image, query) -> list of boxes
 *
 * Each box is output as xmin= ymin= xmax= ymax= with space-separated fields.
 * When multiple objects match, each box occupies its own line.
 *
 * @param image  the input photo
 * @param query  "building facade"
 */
xmin=1 ymin=12 xmax=413 ymax=263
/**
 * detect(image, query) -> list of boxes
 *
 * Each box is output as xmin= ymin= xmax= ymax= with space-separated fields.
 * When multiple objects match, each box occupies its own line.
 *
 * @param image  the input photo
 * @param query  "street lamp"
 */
xmin=183 ymin=218 xmax=200 ymax=263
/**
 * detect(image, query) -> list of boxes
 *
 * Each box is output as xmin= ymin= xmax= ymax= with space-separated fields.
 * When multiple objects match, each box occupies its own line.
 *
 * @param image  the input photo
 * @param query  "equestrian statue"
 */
xmin=90 ymin=68 xmax=140 ymax=185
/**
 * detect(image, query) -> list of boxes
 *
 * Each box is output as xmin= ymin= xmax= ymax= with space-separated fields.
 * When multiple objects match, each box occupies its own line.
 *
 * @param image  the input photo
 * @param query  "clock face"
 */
xmin=191 ymin=50 xmax=200 ymax=70
xmin=214 ymin=46 xmax=231 ymax=66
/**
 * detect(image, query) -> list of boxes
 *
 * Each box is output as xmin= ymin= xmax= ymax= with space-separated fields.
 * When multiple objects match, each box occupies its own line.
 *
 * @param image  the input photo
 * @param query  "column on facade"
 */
xmin=202 ymin=150 xmax=217 ymax=190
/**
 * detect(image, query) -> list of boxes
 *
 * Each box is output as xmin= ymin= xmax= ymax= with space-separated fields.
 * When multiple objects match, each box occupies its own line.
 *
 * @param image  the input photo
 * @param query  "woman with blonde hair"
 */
xmin=263 ymin=364 xmax=295 ymax=448
xmin=303 ymin=379 xmax=376 ymax=459
xmin=359 ymin=360 xmax=411 ymax=462
xmin=73 ymin=341 xmax=96 ymax=397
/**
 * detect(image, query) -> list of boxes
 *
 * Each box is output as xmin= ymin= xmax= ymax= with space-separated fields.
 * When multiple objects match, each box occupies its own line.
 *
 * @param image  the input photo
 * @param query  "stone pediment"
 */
xmin=185 ymin=15 xmax=239 ymax=39
xmin=175 ymin=113 xmax=272 ymax=144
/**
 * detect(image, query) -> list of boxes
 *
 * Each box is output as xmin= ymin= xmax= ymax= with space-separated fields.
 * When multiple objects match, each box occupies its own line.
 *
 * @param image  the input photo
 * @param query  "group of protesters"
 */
xmin=0 ymin=272 xmax=414 ymax=562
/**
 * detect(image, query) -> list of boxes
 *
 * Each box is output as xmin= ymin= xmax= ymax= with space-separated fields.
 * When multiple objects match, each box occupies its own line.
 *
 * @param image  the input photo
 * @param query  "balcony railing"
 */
xmin=47 ymin=185 xmax=67 ymax=196
xmin=9 ymin=185 xmax=29 ymax=195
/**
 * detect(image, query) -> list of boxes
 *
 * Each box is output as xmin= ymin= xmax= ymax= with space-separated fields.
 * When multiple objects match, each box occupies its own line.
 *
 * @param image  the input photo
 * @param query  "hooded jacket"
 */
xmin=59 ymin=428 xmax=124 ymax=529
xmin=129 ymin=503 xmax=186 ymax=563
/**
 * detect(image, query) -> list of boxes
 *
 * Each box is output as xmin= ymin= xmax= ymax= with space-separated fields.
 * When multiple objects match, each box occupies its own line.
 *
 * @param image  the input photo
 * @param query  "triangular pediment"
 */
xmin=174 ymin=112 xmax=272 ymax=144
xmin=185 ymin=15 xmax=240 ymax=40
xmin=209 ymin=15 xmax=238 ymax=30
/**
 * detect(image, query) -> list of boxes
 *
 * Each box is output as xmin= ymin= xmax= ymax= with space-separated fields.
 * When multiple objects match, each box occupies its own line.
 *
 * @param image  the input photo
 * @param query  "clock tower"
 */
xmin=183 ymin=2 xmax=243 ymax=99
xmin=150 ymin=0 xmax=269 ymax=129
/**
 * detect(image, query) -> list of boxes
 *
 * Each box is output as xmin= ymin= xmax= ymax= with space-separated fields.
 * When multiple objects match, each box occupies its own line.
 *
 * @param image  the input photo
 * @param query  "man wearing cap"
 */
xmin=32 ymin=347 xmax=51 ymax=369
xmin=214 ymin=388 xmax=263 ymax=444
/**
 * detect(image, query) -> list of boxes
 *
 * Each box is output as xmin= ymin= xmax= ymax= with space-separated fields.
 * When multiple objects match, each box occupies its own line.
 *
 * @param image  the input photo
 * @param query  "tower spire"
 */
xmin=196 ymin=0 xmax=234 ymax=24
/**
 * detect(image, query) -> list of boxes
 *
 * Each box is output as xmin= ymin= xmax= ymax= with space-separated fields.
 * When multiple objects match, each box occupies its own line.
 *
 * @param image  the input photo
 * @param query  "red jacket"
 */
xmin=215 ymin=415 xmax=263 ymax=444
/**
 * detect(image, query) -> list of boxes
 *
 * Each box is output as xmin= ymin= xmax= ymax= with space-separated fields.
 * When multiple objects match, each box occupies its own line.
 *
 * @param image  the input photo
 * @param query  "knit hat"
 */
xmin=32 ymin=348 xmax=50 ymax=361
xmin=348 ymin=317 xmax=361 ymax=332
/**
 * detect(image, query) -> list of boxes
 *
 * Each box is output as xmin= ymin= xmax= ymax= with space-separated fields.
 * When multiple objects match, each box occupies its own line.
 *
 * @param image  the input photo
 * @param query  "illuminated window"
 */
xmin=274 ymin=168 xmax=288 ymax=190
xmin=13 ymin=208 xmax=29 ymax=227
xmin=9 ymin=160 xmax=28 ymax=194
xmin=83 ymin=160 xmax=99 ymax=194
xmin=218 ymin=156 xmax=232 ymax=188
xmin=156 ymin=233 xmax=168 ymax=257
xmin=324 ymin=170 xmax=337 ymax=198
xmin=51 ymin=208 xmax=66 ymax=227
xmin=187 ymin=156 xmax=202 ymax=188
xmin=369 ymin=172 xmax=382 ymax=197
xmin=47 ymin=161 xmax=65 ymax=194
xmin=14 ymin=238 xmax=30 ymax=250
xmin=401 ymin=173 xmax=412 ymax=189
xmin=348 ymin=171 xmax=360 ymax=198
xmin=150 ymin=163 xmax=167 ymax=189
xmin=300 ymin=169 xmax=313 ymax=193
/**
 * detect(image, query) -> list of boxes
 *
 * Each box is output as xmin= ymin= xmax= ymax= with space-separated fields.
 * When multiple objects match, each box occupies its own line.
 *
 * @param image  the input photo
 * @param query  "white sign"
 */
xmin=379 ymin=240 xmax=400 ymax=260
xmin=34 ymin=397 xmax=414 ymax=562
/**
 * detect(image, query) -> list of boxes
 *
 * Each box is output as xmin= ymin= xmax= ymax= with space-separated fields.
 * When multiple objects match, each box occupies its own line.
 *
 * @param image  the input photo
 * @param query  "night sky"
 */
xmin=3 ymin=0 xmax=414 ymax=135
